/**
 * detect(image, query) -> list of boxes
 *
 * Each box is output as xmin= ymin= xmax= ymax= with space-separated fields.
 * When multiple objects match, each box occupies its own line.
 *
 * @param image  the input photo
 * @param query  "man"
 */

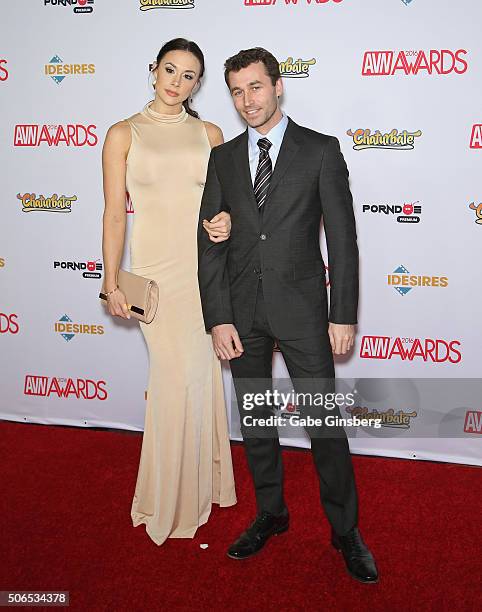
xmin=197 ymin=48 xmax=378 ymax=584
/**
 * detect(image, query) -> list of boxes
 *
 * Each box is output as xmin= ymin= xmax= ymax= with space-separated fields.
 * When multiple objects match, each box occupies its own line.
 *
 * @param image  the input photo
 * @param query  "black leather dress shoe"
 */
xmin=331 ymin=527 xmax=379 ymax=583
xmin=227 ymin=511 xmax=289 ymax=560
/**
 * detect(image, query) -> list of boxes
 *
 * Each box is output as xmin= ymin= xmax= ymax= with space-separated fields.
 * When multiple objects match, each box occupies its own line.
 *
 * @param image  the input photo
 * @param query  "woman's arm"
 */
xmin=203 ymin=122 xmax=231 ymax=242
xmin=101 ymin=121 xmax=131 ymax=318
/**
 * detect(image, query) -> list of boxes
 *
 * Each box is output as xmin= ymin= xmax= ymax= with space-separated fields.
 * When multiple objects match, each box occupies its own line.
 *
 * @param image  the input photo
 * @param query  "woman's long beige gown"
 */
xmin=125 ymin=102 xmax=236 ymax=546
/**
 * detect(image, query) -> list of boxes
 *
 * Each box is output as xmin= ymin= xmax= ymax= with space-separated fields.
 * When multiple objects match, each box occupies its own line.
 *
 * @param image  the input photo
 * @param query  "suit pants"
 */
xmin=229 ymin=281 xmax=358 ymax=536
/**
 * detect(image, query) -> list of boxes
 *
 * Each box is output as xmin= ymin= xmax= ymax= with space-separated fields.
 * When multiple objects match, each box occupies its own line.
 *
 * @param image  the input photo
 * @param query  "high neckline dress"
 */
xmin=125 ymin=102 xmax=236 ymax=545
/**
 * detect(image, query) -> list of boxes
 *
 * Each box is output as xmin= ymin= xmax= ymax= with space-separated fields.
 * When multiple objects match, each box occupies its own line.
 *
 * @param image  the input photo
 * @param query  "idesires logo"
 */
xmin=45 ymin=55 xmax=95 ymax=84
xmin=388 ymin=265 xmax=448 ymax=296
xmin=55 ymin=314 xmax=104 ymax=342
xmin=24 ymin=375 xmax=107 ymax=399
xmin=14 ymin=125 xmax=97 ymax=147
xmin=362 ymin=50 xmax=468 ymax=76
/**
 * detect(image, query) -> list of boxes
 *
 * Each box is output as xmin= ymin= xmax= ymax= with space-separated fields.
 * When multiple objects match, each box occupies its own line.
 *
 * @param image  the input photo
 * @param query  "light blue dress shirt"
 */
xmin=247 ymin=112 xmax=289 ymax=184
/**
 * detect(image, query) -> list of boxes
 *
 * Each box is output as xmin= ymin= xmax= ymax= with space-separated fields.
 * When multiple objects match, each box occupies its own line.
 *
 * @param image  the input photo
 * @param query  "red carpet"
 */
xmin=1 ymin=421 xmax=480 ymax=611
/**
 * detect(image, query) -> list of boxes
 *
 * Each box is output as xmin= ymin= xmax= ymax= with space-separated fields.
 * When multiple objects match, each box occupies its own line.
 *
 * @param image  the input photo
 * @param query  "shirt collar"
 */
xmin=248 ymin=112 xmax=289 ymax=152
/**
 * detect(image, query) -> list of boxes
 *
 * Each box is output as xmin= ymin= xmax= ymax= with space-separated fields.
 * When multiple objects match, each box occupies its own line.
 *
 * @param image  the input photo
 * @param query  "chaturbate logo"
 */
xmin=464 ymin=411 xmax=482 ymax=434
xmin=53 ymin=260 xmax=103 ymax=279
xmin=362 ymin=50 xmax=468 ymax=77
xmin=0 ymin=59 xmax=8 ymax=81
xmin=388 ymin=265 xmax=448 ymax=296
xmin=362 ymin=201 xmax=421 ymax=224
xmin=55 ymin=314 xmax=104 ymax=342
xmin=470 ymin=125 xmax=482 ymax=149
xmin=347 ymin=128 xmax=422 ymax=151
xmin=16 ymin=193 xmax=77 ymax=213
xmin=360 ymin=336 xmax=462 ymax=363
xmin=139 ymin=0 xmax=195 ymax=10
xmin=0 ymin=313 xmax=19 ymax=335
xmin=44 ymin=0 xmax=95 ymax=13
xmin=24 ymin=375 xmax=107 ymax=400
xmin=279 ymin=57 xmax=316 ymax=78
xmin=346 ymin=406 xmax=418 ymax=429
xmin=14 ymin=125 xmax=98 ymax=147
xmin=244 ymin=0 xmax=344 ymax=5
xmin=469 ymin=202 xmax=482 ymax=224
xmin=45 ymin=55 xmax=95 ymax=84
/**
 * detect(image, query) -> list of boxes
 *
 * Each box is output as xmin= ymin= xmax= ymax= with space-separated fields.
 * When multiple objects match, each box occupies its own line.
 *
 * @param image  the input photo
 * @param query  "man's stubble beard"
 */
xmin=246 ymin=101 xmax=279 ymax=130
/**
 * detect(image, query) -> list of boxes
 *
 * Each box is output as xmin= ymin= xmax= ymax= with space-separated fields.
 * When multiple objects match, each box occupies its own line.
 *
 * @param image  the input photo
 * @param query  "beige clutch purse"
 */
xmin=99 ymin=269 xmax=159 ymax=324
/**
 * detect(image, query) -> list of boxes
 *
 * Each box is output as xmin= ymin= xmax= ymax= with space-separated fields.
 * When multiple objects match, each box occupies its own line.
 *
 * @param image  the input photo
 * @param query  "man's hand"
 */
xmin=211 ymin=324 xmax=244 ymax=360
xmin=328 ymin=323 xmax=355 ymax=355
xmin=202 ymin=211 xmax=231 ymax=243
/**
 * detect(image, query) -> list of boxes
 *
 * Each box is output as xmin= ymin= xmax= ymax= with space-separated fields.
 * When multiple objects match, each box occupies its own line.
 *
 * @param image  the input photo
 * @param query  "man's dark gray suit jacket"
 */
xmin=197 ymin=117 xmax=359 ymax=341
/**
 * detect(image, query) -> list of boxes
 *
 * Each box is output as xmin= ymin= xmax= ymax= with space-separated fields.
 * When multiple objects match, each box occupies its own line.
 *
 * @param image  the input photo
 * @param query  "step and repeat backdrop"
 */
xmin=1 ymin=0 xmax=481 ymax=465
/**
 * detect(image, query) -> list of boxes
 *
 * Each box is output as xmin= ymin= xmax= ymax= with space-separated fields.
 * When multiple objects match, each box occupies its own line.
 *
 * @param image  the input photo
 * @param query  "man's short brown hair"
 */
xmin=224 ymin=47 xmax=281 ymax=88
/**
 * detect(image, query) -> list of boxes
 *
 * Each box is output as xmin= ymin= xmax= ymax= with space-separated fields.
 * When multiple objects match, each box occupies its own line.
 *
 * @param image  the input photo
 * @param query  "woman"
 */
xmin=101 ymin=38 xmax=236 ymax=546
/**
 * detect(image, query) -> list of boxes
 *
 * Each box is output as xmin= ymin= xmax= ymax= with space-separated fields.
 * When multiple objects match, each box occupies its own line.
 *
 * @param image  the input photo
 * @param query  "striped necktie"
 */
xmin=254 ymin=138 xmax=272 ymax=209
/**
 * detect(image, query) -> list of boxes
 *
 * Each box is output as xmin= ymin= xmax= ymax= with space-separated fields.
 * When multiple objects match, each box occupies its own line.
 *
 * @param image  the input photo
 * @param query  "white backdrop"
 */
xmin=1 ymin=0 xmax=481 ymax=466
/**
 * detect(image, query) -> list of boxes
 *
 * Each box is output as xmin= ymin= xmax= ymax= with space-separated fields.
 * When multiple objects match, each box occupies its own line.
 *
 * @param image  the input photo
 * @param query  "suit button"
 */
xmin=260 ymin=233 xmax=267 ymax=240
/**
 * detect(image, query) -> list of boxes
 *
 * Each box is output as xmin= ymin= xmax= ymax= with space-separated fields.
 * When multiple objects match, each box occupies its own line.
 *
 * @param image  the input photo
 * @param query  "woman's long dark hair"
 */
xmin=152 ymin=38 xmax=205 ymax=119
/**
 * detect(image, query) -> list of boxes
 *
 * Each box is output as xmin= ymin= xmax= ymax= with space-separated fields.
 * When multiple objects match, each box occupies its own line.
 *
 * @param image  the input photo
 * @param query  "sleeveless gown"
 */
xmin=125 ymin=102 xmax=236 ymax=546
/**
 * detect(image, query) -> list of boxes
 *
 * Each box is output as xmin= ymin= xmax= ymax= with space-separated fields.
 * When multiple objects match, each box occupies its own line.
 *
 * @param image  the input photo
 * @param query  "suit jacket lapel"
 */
xmin=231 ymin=130 xmax=259 ymax=216
xmin=266 ymin=118 xmax=302 ymax=199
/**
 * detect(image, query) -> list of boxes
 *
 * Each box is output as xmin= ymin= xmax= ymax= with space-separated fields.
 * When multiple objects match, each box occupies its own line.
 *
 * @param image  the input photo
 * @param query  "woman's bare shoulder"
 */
xmin=203 ymin=121 xmax=224 ymax=148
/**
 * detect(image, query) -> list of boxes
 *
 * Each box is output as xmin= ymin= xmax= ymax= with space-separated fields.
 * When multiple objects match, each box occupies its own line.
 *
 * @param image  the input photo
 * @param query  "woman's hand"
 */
xmin=203 ymin=211 xmax=231 ymax=243
xmin=106 ymin=287 xmax=131 ymax=320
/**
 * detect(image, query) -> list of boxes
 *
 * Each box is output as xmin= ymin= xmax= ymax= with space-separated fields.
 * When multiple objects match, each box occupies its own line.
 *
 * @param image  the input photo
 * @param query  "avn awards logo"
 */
xmin=55 ymin=314 xmax=104 ymax=342
xmin=53 ymin=259 xmax=103 ymax=279
xmin=24 ymin=375 xmax=107 ymax=400
xmin=139 ymin=0 xmax=195 ymax=10
xmin=0 ymin=313 xmax=19 ymax=335
xmin=244 ymin=0 xmax=343 ymax=6
xmin=346 ymin=406 xmax=418 ymax=429
xmin=16 ymin=193 xmax=77 ymax=213
xmin=347 ymin=128 xmax=422 ymax=151
xmin=45 ymin=55 xmax=95 ymax=84
xmin=279 ymin=57 xmax=316 ymax=78
xmin=0 ymin=257 xmax=5 ymax=269
xmin=44 ymin=0 xmax=95 ymax=13
xmin=469 ymin=124 xmax=482 ymax=149
xmin=464 ymin=411 xmax=482 ymax=434
xmin=0 ymin=59 xmax=8 ymax=82
xmin=14 ymin=124 xmax=97 ymax=147
xmin=388 ymin=264 xmax=448 ymax=296
xmin=362 ymin=201 xmax=421 ymax=224
xmin=360 ymin=335 xmax=461 ymax=363
xmin=362 ymin=49 xmax=468 ymax=77
xmin=469 ymin=201 xmax=482 ymax=224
